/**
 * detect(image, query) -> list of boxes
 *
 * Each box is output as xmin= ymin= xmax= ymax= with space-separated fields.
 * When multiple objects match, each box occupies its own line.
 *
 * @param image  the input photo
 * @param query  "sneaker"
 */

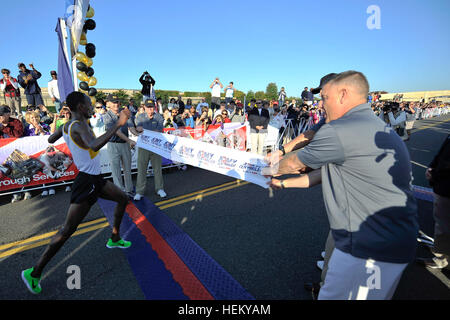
xmin=41 ymin=190 xmax=48 ymax=197
xmin=316 ymin=260 xmax=324 ymax=271
xmin=106 ymin=238 xmax=132 ymax=249
xmin=21 ymin=268 xmax=42 ymax=294
xmin=133 ymin=193 xmax=143 ymax=201
xmin=65 ymin=186 xmax=71 ymax=192
xmin=416 ymin=257 xmax=448 ymax=269
xmin=23 ymin=192 xmax=32 ymax=200
xmin=156 ymin=189 xmax=167 ymax=198
xmin=48 ymin=189 xmax=55 ymax=195
xmin=11 ymin=193 xmax=22 ymax=203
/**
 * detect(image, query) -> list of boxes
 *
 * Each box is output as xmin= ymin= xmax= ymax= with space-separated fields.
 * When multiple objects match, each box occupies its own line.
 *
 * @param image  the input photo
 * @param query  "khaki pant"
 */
xmin=250 ymin=132 xmax=266 ymax=155
xmin=106 ymin=142 xmax=133 ymax=193
xmin=319 ymin=248 xmax=407 ymax=300
xmin=5 ymin=96 xmax=21 ymax=116
xmin=136 ymin=147 xmax=164 ymax=195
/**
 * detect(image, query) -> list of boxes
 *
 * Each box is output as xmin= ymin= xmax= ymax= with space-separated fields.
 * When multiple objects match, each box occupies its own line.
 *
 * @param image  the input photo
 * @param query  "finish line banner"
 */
xmin=137 ymin=130 xmax=270 ymax=188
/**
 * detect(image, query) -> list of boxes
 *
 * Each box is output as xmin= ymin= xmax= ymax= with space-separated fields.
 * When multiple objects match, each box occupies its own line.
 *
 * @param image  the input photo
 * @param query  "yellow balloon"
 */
xmin=86 ymin=7 xmax=95 ymax=18
xmin=88 ymin=76 xmax=97 ymax=86
xmin=75 ymin=52 xmax=87 ymax=62
xmin=90 ymin=96 xmax=97 ymax=105
xmin=77 ymin=72 xmax=89 ymax=82
xmin=85 ymin=57 xmax=93 ymax=67
xmin=80 ymin=39 xmax=87 ymax=46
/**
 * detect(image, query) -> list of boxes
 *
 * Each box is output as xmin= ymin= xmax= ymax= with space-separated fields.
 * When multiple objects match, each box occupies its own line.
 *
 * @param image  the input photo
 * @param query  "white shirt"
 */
xmin=225 ymin=87 xmax=234 ymax=98
xmin=63 ymin=121 xmax=101 ymax=175
xmin=90 ymin=113 xmax=106 ymax=137
xmin=48 ymin=79 xmax=60 ymax=100
xmin=387 ymin=111 xmax=406 ymax=126
xmin=211 ymin=83 xmax=221 ymax=97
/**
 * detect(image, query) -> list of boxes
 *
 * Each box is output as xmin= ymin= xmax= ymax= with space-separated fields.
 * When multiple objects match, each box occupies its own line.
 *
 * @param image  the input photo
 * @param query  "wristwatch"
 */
xmin=280 ymin=145 xmax=286 ymax=156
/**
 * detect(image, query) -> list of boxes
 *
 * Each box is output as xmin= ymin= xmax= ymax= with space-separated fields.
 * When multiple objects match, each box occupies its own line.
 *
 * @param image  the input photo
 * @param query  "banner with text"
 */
xmin=163 ymin=123 xmax=248 ymax=152
xmin=136 ymin=130 xmax=270 ymax=188
xmin=0 ymin=136 xmax=173 ymax=193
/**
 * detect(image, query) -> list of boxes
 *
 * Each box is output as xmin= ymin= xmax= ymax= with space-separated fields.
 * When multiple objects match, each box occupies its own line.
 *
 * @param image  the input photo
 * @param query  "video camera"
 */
xmin=382 ymin=102 xmax=400 ymax=114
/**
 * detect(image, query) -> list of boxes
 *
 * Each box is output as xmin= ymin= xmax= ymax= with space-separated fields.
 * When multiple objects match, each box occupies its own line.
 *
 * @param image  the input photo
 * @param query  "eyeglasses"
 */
xmin=222 ymin=113 xmax=227 ymax=115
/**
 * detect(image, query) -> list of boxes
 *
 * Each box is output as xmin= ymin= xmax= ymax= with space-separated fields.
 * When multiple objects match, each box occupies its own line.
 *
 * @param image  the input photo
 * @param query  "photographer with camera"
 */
xmin=139 ymin=71 xmax=156 ymax=102
xmin=380 ymin=101 xmax=408 ymax=141
xmin=17 ymin=63 xmax=44 ymax=106
xmin=210 ymin=77 xmax=223 ymax=112
xmin=1 ymin=68 xmax=21 ymax=117
xmin=405 ymin=102 xmax=417 ymax=141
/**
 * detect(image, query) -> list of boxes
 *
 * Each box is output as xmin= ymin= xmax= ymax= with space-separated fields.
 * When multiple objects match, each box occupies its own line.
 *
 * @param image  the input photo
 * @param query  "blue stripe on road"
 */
xmin=98 ymin=198 xmax=188 ymax=300
xmin=132 ymin=197 xmax=254 ymax=300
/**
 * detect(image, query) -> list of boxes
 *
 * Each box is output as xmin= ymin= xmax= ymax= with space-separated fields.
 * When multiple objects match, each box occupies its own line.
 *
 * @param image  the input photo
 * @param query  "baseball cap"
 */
xmin=311 ymin=73 xmax=338 ymax=94
xmin=0 ymin=105 xmax=11 ymax=115
xmin=106 ymin=94 xmax=120 ymax=103
xmin=144 ymin=99 xmax=155 ymax=107
xmin=50 ymin=70 xmax=57 ymax=75
xmin=18 ymin=62 xmax=26 ymax=68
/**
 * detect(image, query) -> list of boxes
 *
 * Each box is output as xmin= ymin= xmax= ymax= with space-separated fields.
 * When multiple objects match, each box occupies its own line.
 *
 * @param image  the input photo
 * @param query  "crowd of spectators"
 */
xmin=2 ymin=66 xmax=450 ymax=202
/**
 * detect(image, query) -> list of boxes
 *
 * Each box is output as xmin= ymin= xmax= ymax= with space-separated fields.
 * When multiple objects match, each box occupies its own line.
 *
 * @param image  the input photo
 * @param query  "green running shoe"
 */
xmin=21 ymin=268 xmax=42 ymax=294
xmin=106 ymin=238 xmax=132 ymax=249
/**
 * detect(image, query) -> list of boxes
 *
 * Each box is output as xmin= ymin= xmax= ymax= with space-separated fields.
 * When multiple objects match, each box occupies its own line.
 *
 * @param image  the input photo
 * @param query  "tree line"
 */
xmin=95 ymin=83 xmax=301 ymax=106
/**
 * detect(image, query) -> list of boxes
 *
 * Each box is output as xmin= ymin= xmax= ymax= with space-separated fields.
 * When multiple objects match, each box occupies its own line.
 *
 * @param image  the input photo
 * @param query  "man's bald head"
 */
xmin=328 ymin=71 xmax=370 ymax=99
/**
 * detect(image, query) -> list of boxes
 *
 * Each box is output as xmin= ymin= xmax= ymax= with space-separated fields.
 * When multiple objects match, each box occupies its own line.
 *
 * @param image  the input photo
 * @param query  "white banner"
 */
xmin=137 ymin=130 xmax=271 ymax=189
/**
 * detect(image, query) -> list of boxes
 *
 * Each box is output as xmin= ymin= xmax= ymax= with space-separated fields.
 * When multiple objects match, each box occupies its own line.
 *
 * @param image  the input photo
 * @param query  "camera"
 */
xmin=382 ymin=102 xmax=400 ymax=114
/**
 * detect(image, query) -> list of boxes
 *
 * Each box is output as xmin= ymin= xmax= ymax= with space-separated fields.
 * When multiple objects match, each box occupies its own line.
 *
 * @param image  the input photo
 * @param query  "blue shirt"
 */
xmin=18 ymin=70 xmax=42 ymax=95
xmin=184 ymin=117 xmax=195 ymax=128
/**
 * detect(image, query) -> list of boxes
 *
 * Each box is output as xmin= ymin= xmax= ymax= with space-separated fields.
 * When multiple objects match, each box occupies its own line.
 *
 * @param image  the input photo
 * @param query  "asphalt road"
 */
xmin=0 ymin=114 xmax=449 ymax=300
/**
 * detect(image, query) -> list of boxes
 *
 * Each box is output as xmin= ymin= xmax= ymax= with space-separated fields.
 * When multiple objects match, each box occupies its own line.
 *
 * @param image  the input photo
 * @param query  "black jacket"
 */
xmin=248 ymin=107 xmax=270 ymax=133
xmin=429 ymin=134 xmax=450 ymax=197
xmin=139 ymin=74 xmax=156 ymax=96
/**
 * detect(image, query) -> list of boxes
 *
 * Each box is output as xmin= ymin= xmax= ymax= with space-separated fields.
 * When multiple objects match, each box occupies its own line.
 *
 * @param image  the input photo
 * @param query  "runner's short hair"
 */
xmin=66 ymin=91 xmax=87 ymax=112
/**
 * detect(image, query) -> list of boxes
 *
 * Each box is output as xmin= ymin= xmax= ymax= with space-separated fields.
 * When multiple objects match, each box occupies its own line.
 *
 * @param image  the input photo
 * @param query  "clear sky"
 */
xmin=1 ymin=0 xmax=449 ymax=96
